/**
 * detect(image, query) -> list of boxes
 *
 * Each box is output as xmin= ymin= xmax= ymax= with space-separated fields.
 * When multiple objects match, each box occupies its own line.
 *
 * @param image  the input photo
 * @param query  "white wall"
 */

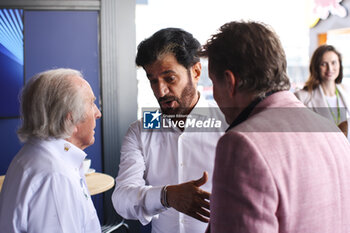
xmin=135 ymin=0 xmax=311 ymax=110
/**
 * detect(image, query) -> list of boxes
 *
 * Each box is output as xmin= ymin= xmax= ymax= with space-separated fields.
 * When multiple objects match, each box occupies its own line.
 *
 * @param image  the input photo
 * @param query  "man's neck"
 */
xmin=226 ymin=91 xmax=275 ymax=131
xmin=227 ymin=92 xmax=256 ymax=125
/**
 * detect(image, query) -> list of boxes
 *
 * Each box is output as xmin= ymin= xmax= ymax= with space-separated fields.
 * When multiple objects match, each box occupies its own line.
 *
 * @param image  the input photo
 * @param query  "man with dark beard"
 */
xmin=112 ymin=28 xmax=226 ymax=233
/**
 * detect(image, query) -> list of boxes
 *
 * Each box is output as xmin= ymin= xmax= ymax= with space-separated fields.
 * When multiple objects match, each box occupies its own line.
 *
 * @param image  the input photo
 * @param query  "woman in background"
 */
xmin=295 ymin=44 xmax=350 ymax=136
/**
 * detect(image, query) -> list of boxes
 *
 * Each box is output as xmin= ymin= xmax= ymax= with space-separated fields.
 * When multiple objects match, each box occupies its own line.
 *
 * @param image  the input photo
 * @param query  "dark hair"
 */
xmin=135 ymin=28 xmax=201 ymax=69
xmin=200 ymin=21 xmax=290 ymax=96
xmin=303 ymin=44 xmax=343 ymax=92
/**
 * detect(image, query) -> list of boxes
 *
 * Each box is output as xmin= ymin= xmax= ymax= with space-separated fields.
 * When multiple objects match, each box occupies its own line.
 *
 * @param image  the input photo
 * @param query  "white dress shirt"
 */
xmin=112 ymin=96 xmax=226 ymax=233
xmin=0 ymin=138 xmax=101 ymax=233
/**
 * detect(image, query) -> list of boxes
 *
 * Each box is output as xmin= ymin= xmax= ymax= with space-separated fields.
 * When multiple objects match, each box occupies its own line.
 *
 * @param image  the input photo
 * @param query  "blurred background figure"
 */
xmin=295 ymin=45 xmax=350 ymax=136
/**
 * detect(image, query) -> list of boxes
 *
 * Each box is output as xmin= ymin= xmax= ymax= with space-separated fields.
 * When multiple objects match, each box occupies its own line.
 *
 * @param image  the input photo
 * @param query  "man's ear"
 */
xmin=224 ymin=70 xmax=236 ymax=97
xmin=66 ymin=112 xmax=78 ymax=135
xmin=65 ymin=123 xmax=78 ymax=146
xmin=71 ymin=125 xmax=78 ymax=135
xmin=191 ymin=62 xmax=201 ymax=84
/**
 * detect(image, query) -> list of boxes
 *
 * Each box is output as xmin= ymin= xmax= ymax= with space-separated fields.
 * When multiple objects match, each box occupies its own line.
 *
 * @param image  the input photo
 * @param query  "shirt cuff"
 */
xmin=144 ymin=186 xmax=167 ymax=214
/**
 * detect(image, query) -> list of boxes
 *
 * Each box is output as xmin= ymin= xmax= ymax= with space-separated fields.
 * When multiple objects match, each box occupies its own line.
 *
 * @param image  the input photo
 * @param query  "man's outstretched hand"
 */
xmin=166 ymin=171 xmax=210 ymax=222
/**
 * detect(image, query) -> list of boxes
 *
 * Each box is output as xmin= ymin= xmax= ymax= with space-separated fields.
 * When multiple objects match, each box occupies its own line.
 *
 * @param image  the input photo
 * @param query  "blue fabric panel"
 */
xmin=0 ymin=45 xmax=23 ymax=117
xmin=0 ymin=118 xmax=22 ymax=174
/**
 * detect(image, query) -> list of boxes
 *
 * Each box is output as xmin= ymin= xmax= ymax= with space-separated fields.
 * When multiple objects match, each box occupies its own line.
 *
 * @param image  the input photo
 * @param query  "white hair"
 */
xmin=17 ymin=68 xmax=87 ymax=142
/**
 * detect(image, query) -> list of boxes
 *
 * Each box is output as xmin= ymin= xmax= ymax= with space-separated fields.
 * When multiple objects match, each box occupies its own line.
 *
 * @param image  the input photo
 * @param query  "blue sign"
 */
xmin=143 ymin=110 xmax=161 ymax=129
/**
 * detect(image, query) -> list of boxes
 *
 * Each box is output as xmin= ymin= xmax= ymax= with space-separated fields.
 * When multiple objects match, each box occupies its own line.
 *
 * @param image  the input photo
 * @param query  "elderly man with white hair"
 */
xmin=0 ymin=68 xmax=102 ymax=233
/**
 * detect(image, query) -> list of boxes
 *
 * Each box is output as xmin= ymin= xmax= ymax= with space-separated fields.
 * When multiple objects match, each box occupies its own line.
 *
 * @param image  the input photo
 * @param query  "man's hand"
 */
xmin=166 ymin=171 xmax=210 ymax=222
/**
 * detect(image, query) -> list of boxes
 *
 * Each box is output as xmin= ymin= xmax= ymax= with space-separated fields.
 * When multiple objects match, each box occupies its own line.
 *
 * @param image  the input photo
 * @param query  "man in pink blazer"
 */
xmin=200 ymin=21 xmax=350 ymax=233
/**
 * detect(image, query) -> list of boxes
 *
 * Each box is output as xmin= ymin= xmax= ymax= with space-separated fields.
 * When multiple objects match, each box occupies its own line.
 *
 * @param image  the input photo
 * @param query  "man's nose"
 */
xmin=156 ymin=81 xmax=169 ymax=98
xmin=95 ymin=104 xmax=102 ymax=119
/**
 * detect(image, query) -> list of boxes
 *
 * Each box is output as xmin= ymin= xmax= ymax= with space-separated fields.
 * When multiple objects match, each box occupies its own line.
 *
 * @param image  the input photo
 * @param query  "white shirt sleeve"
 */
xmin=27 ymin=174 xmax=101 ymax=233
xmin=112 ymin=123 xmax=166 ymax=225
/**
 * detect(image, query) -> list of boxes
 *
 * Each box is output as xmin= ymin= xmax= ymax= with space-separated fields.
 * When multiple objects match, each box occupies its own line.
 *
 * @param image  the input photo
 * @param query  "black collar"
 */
xmin=226 ymin=91 xmax=276 ymax=132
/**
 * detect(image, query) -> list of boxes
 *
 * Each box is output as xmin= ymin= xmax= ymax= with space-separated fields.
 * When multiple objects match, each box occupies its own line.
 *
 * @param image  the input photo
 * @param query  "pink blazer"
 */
xmin=209 ymin=91 xmax=350 ymax=233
